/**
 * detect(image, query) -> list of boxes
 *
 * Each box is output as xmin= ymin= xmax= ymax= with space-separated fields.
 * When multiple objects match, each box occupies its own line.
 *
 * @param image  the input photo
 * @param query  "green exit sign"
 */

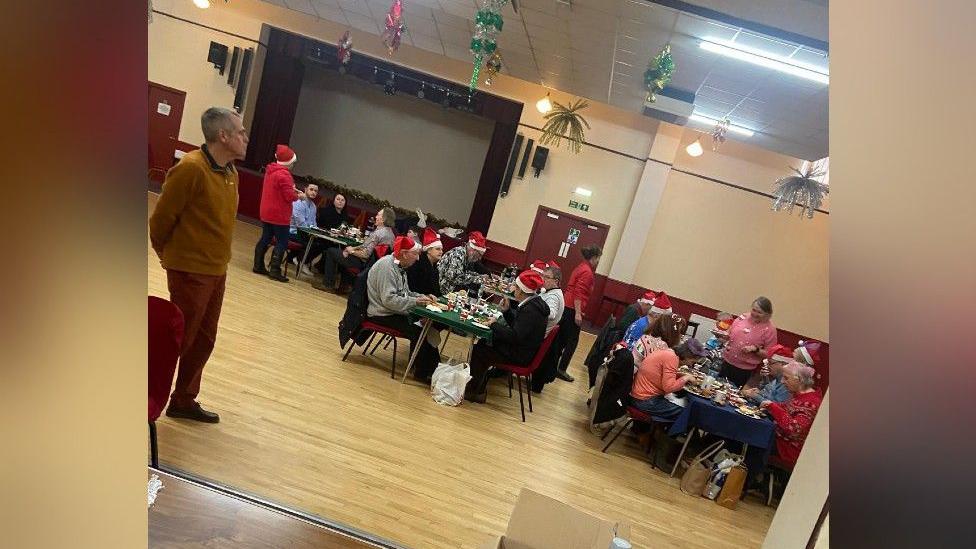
xmin=568 ymin=200 xmax=590 ymax=212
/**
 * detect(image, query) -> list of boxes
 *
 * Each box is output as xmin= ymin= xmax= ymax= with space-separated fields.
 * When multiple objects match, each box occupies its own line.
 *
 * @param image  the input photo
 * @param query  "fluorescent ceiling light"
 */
xmin=689 ymin=113 xmax=755 ymax=137
xmin=574 ymin=187 xmax=592 ymax=197
xmin=699 ymin=38 xmax=829 ymax=85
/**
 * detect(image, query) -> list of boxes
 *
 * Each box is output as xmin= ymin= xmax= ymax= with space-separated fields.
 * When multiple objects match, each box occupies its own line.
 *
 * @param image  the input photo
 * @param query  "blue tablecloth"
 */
xmin=669 ymin=395 xmax=776 ymax=449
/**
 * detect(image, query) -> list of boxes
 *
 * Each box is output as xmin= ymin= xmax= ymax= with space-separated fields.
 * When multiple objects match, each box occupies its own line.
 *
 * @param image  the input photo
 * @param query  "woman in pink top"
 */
xmin=630 ymin=315 xmax=700 ymax=420
xmin=716 ymin=296 xmax=778 ymax=387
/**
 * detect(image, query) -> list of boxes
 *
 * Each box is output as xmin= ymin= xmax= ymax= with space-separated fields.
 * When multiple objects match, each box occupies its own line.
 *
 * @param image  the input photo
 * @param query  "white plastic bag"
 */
xmin=431 ymin=357 xmax=472 ymax=406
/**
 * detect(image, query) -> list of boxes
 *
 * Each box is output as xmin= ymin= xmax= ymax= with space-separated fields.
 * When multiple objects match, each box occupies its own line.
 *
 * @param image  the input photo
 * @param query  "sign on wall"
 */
xmin=568 ymin=199 xmax=590 ymax=212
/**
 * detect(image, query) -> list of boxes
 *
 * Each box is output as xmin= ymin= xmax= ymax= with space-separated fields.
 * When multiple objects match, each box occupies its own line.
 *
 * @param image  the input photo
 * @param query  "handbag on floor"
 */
xmin=430 ymin=354 xmax=471 ymax=407
xmin=716 ymin=463 xmax=749 ymax=509
xmin=679 ymin=440 xmax=725 ymax=496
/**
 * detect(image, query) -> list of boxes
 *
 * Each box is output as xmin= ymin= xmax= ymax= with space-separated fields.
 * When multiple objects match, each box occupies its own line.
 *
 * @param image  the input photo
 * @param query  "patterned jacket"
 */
xmin=437 ymin=246 xmax=486 ymax=294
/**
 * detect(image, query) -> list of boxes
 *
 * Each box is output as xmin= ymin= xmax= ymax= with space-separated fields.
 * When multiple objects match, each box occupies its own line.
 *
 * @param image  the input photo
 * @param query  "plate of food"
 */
xmin=735 ymin=405 xmax=764 ymax=419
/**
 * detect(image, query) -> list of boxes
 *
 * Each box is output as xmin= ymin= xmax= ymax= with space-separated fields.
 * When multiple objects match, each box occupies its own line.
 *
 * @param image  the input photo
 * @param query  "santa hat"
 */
xmin=275 ymin=144 xmax=297 ymax=166
xmin=650 ymin=292 xmax=672 ymax=315
xmin=797 ymin=340 xmax=822 ymax=366
xmin=529 ymin=260 xmax=548 ymax=273
xmin=467 ymin=231 xmax=487 ymax=253
xmin=637 ymin=290 xmax=658 ymax=305
xmin=514 ymin=270 xmax=544 ymax=294
xmin=393 ymin=235 xmax=421 ymax=256
xmin=421 ymin=228 xmax=442 ymax=250
xmin=767 ymin=344 xmax=793 ymax=363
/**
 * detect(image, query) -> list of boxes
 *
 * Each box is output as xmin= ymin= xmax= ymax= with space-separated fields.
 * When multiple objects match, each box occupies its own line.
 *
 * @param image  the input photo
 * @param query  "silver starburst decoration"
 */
xmin=771 ymin=162 xmax=829 ymax=219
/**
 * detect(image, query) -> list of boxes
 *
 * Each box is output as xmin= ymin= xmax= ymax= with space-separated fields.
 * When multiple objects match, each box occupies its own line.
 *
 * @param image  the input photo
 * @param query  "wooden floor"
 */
xmin=148 ymin=192 xmax=775 ymax=548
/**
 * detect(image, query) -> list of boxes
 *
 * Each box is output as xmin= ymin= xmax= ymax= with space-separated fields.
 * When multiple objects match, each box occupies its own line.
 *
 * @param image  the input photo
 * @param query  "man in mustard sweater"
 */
xmin=149 ymin=107 xmax=248 ymax=423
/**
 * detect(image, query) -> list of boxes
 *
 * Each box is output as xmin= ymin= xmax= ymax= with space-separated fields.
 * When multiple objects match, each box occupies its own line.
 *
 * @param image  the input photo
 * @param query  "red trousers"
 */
xmin=166 ymin=269 xmax=226 ymax=408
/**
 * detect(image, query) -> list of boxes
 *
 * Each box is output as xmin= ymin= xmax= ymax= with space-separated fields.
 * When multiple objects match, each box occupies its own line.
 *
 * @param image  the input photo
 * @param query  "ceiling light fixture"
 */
xmin=574 ymin=187 xmax=592 ymax=197
xmin=689 ymin=113 xmax=755 ymax=137
xmin=536 ymin=92 xmax=553 ymax=114
xmin=699 ymin=37 xmax=829 ymax=85
xmin=685 ymin=138 xmax=704 ymax=157
xmin=193 ymin=0 xmax=210 ymax=8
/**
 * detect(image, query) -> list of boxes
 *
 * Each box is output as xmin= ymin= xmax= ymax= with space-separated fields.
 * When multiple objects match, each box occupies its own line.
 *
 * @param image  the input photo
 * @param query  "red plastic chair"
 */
xmin=492 ymin=326 xmax=560 ymax=422
xmin=342 ymin=320 xmax=406 ymax=379
xmin=148 ymin=296 xmax=184 ymax=468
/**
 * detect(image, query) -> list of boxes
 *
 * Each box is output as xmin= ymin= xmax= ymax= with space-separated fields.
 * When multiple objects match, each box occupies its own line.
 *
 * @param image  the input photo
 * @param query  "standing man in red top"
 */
xmin=252 ymin=144 xmax=301 ymax=282
xmin=552 ymin=245 xmax=602 ymax=382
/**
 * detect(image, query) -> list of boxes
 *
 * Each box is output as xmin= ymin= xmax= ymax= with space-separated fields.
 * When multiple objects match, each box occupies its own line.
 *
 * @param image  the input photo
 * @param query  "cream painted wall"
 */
xmin=634 ymin=168 xmax=829 ymax=339
xmin=488 ymin=125 xmax=649 ymax=276
xmin=148 ymin=0 xmax=263 ymax=145
xmin=673 ymin=133 xmax=830 ymax=212
xmin=289 ymin=67 xmax=493 ymax=225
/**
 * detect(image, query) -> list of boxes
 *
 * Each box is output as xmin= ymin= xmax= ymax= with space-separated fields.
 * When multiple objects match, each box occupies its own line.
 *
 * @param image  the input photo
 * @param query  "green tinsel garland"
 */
xmin=643 ymin=44 xmax=675 ymax=103
xmin=296 ymin=174 xmax=466 ymax=229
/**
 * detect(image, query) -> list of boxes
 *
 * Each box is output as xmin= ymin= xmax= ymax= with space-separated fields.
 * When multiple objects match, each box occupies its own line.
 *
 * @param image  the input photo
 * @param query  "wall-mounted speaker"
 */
xmin=531 ymin=146 xmax=549 ymax=177
xmin=227 ymin=46 xmax=241 ymax=86
xmin=517 ymin=138 xmax=533 ymax=179
xmin=233 ymin=48 xmax=253 ymax=113
xmin=500 ymin=133 xmax=524 ymax=197
xmin=208 ymin=41 xmax=229 ymax=74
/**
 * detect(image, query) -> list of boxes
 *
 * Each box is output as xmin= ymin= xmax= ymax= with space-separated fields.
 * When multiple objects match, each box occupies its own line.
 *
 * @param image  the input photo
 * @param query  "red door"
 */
xmin=148 ymin=82 xmax=186 ymax=183
xmin=523 ymin=206 xmax=609 ymax=317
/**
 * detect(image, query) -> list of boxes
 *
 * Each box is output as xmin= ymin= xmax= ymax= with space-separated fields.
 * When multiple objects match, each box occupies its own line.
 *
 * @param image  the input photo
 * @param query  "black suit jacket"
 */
xmin=490 ymin=295 xmax=550 ymax=365
xmin=406 ymin=252 xmax=441 ymax=296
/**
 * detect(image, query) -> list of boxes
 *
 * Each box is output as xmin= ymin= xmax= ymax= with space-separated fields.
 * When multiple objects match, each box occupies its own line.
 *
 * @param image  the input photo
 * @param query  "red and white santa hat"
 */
xmin=796 ymin=340 xmax=822 ymax=367
xmin=275 ymin=144 xmax=297 ymax=167
xmin=529 ymin=260 xmax=548 ymax=273
xmin=393 ymin=235 xmax=421 ymax=257
xmin=467 ymin=231 xmax=488 ymax=253
xmin=767 ymin=344 xmax=793 ymax=363
xmin=514 ymin=270 xmax=545 ymax=294
xmin=421 ymin=227 xmax=442 ymax=250
xmin=650 ymin=292 xmax=673 ymax=315
xmin=637 ymin=290 xmax=658 ymax=305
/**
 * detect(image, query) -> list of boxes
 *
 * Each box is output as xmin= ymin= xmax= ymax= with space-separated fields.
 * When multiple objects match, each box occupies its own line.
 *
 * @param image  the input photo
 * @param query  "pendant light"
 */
xmin=536 ymin=92 xmax=552 ymax=114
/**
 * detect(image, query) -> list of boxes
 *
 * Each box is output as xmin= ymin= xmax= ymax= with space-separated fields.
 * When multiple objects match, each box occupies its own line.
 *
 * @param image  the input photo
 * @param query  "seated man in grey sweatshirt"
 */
xmin=366 ymin=236 xmax=441 ymax=381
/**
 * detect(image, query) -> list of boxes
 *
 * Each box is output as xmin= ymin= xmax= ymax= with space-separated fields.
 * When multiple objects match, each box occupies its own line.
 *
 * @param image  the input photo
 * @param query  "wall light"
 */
xmin=536 ymin=92 xmax=552 ymax=114
xmin=699 ymin=37 xmax=829 ymax=85
xmin=689 ymin=113 xmax=755 ymax=137
xmin=574 ymin=187 xmax=592 ymax=197
xmin=193 ymin=0 xmax=211 ymax=8
xmin=685 ymin=139 xmax=704 ymax=157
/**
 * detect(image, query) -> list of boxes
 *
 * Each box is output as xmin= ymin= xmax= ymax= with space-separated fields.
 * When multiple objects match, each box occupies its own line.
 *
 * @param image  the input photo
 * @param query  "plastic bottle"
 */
xmin=610 ymin=537 xmax=632 ymax=549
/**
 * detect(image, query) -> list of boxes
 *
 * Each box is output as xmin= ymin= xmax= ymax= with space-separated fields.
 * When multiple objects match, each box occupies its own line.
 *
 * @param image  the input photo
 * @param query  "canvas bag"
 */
xmin=680 ymin=440 xmax=725 ymax=496
xmin=430 ymin=353 xmax=471 ymax=406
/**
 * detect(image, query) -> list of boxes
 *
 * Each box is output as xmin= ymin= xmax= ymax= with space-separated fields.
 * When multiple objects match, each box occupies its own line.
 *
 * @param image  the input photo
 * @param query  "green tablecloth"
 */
xmin=299 ymin=227 xmax=363 ymax=247
xmin=410 ymin=302 xmax=496 ymax=342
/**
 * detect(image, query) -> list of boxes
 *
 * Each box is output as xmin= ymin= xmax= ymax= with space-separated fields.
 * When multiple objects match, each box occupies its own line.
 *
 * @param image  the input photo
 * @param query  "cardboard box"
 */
xmin=478 ymin=489 xmax=632 ymax=549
